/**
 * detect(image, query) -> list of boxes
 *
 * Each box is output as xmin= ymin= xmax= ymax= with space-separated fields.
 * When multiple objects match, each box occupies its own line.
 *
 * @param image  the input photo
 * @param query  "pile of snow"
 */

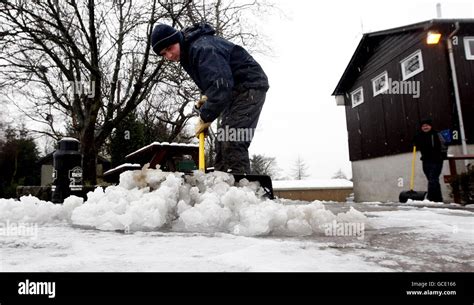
xmin=0 ymin=168 xmax=368 ymax=237
xmin=0 ymin=195 xmax=83 ymax=224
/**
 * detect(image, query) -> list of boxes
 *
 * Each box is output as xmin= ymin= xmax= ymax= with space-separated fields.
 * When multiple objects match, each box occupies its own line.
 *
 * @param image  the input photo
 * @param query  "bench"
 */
xmin=443 ymin=154 xmax=474 ymax=203
xmin=104 ymin=142 xmax=199 ymax=183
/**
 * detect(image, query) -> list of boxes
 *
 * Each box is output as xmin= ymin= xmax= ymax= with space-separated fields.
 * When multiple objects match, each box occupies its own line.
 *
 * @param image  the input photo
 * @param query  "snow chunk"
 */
xmin=336 ymin=206 xmax=368 ymax=224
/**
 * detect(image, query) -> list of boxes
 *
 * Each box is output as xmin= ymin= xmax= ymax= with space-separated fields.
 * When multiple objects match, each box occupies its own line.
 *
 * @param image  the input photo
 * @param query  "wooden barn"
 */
xmin=332 ymin=19 xmax=474 ymax=202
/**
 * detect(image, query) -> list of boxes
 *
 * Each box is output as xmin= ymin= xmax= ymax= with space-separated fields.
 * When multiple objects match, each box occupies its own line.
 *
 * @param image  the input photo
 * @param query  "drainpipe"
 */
xmin=447 ymin=22 xmax=469 ymax=167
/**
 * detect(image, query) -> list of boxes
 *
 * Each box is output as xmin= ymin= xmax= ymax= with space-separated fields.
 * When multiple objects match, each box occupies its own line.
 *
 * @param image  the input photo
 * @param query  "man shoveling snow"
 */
xmin=151 ymin=22 xmax=269 ymax=174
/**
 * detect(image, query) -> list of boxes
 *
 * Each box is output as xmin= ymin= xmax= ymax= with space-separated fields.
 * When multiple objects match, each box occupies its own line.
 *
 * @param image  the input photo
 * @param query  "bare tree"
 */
xmin=292 ymin=156 xmax=309 ymax=180
xmin=139 ymin=63 xmax=199 ymax=143
xmin=0 ymin=0 xmax=275 ymax=185
xmin=0 ymin=0 xmax=172 ymax=184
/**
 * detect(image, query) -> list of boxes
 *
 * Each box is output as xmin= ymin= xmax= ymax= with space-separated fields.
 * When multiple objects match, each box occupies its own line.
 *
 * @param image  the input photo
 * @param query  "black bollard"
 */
xmin=51 ymin=138 xmax=83 ymax=203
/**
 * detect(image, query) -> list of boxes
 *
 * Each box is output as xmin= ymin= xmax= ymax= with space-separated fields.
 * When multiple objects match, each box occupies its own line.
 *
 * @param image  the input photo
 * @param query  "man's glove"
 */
xmin=195 ymin=118 xmax=211 ymax=137
xmin=193 ymin=95 xmax=207 ymax=115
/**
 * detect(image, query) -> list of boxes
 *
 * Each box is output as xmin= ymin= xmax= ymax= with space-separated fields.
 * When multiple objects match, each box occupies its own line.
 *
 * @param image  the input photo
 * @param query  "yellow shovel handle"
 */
xmin=199 ymin=132 xmax=205 ymax=172
xmin=410 ymin=146 xmax=416 ymax=190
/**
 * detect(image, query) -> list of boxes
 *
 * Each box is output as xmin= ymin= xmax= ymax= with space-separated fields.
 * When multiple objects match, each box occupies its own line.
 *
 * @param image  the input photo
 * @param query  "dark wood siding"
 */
xmin=453 ymin=26 xmax=474 ymax=144
xmin=345 ymin=95 xmax=362 ymax=160
xmin=345 ymin=30 xmax=456 ymax=161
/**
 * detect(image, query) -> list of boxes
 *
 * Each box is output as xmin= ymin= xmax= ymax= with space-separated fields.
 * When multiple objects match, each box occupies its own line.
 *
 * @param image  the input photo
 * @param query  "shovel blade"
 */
xmin=232 ymin=174 xmax=274 ymax=199
xmin=399 ymin=190 xmax=427 ymax=203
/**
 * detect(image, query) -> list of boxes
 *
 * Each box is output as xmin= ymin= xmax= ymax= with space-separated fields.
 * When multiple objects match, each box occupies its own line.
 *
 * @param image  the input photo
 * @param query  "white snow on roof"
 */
xmin=273 ymin=179 xmax=353 ymax=190
xmin=60 ymin=137 xmax=79 ymax=142
xmin=126 ymin=141 xmax=198 ymax=158
xmin=103 ymin=163 xmax=141 ymax=175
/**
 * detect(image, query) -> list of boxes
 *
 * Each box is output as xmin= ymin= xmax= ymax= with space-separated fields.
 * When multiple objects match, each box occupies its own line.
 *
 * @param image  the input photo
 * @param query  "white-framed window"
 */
xmin=400 ymin=49 xmax=424 ymax=80
xmin=372 ymin=71 xmax=389 ymax=96
xmin=464 ymin=36 xmax=474 ymax=60
xmin=351 ymin=87 xmax=364 ymax=108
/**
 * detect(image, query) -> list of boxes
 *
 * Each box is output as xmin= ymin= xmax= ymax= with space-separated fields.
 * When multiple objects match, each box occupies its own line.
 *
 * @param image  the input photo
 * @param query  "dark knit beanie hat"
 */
xmin=151 ymin=24 xmax=181 ymax=55
xmin=420 ymin=118 xmax=433 ymax=126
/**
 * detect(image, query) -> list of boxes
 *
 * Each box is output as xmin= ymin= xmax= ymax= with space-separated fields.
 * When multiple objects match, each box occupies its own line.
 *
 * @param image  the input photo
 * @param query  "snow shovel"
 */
xmin=198 ymin=132 xmax=274 ymax=199
xmin=198 ymin=132 xmax=206 ymax=172
xmin=399 ymin=146 xmax=427 ymax=203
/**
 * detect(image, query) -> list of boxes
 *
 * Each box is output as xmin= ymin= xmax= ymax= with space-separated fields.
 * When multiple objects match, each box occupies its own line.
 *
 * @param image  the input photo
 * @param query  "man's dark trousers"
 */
xmin=214 ymin=88 xmax=266 ymax=174
xmin=422 ymin=160 xmax=444 ymax=202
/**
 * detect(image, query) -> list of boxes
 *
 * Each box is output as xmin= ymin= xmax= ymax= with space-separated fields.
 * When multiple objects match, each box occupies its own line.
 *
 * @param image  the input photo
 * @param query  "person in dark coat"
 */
xmin=150 ymin=23 xmax=269 ymax=174
xmin=414 ymin=118 xmax=446 ymax=202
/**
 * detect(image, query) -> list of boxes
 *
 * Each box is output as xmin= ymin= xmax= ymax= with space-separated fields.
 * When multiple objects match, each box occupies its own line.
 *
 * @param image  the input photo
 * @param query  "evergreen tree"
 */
xmin=109 ymin=113 xmax=147 ymax=168
xmin=0 ymin=126 xmax=40 ymax=198
xmin=250 ymin=154 xmax=278 ymax=178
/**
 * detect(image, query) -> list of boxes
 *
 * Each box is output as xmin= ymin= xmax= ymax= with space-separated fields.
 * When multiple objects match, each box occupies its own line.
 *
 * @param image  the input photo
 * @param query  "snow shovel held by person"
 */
xmin=399 ymin=146 xmax=427 ymax=203
xmin=195 ymin=95 xmax=208 ymax=173
xmin=198 ymin=132 xmax=206 ymax=172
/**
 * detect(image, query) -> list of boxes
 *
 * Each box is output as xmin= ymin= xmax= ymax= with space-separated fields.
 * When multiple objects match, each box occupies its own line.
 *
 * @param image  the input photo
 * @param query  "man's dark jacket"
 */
xmin=179 ymin=23 xmax=269 ymax=123
xmin=414 ymin=130 xmax=447 ymax=162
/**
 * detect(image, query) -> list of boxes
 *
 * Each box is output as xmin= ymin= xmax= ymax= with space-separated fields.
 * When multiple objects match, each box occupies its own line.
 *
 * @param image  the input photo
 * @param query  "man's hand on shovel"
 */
xmin=193 ymin=95 xmax=207 ymax=115
xmin=194 ymin=95 xmax=211 ymax=137
xmin=195 ymin=118 xmax=211 ymax=138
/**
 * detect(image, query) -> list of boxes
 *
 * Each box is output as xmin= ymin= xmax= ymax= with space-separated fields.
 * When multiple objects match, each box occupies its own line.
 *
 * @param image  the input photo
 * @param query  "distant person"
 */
xmin=150 ymin=22 xmax=269 ymax=174
xmin=414 ymin=118 xmax=447 ymax=202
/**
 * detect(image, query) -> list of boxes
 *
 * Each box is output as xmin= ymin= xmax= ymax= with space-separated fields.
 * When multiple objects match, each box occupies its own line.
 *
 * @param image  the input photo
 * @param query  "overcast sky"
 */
xmin=4 ymin=0 xmax=473 ymax=180
xmin=248 ymin=0 xmax=474 ymax=179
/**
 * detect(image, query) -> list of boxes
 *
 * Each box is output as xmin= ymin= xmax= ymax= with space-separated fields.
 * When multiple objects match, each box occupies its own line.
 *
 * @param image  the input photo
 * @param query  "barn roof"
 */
xmin=332 ymin=19 xmax=474 ymax=96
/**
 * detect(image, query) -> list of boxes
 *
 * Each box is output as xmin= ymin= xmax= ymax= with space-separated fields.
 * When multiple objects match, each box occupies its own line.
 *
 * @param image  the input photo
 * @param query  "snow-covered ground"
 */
xmin=0 ymin=168 xmax=472 ymax=272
